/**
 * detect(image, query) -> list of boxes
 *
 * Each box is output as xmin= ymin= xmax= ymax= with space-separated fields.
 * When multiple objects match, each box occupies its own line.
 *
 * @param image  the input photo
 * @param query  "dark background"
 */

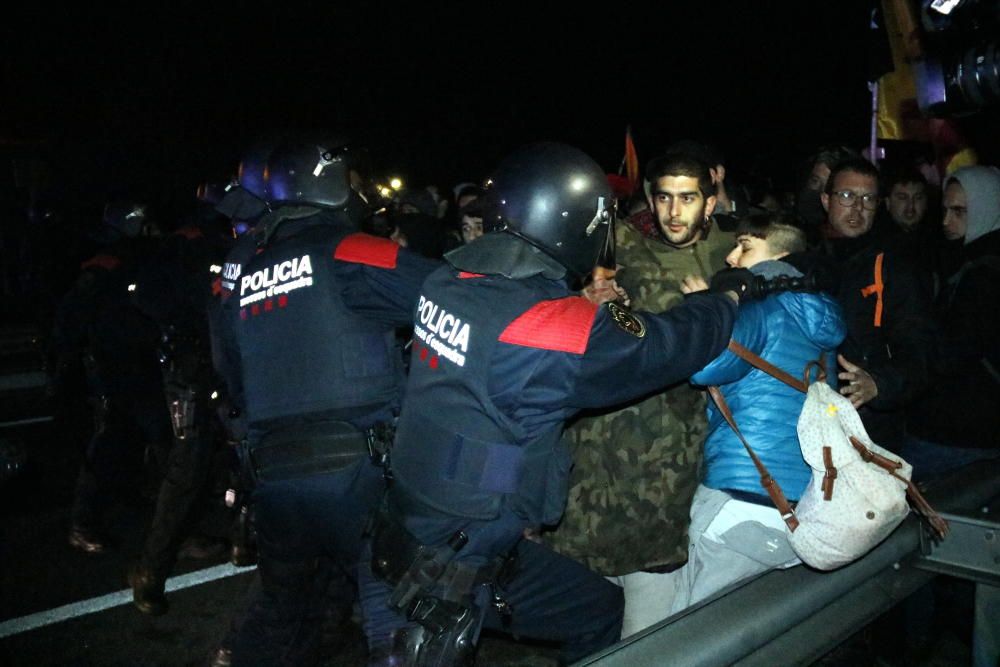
xmin=0 ymin=3 xmax=996 ymax=219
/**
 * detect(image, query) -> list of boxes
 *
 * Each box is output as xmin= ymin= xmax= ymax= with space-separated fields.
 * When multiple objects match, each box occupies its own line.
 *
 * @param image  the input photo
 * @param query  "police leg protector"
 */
xmin=231 ymin=556 xmax=322 ymax=666
xmin=387 ymin=601 xmax=479 ymax=667
xmin=369 ymin=506 xmax=495 ymax=666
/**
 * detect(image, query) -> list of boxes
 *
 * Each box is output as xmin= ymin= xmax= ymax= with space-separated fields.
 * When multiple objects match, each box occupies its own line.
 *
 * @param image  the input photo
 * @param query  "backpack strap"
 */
xmin=707 ymin=385 xmax=800 ymax=532
xmin=821 ymin=446 xmax=837 ymax=501
xmin=727 ymin=341 xmax=809 ymax=394
xmin=849 ymin=436 xmax=949 ymax=538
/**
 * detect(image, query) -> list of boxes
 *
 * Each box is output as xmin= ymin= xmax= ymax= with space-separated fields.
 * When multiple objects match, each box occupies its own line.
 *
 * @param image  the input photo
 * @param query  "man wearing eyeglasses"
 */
xmin=819 ymin=157 xmax=935 ymax=453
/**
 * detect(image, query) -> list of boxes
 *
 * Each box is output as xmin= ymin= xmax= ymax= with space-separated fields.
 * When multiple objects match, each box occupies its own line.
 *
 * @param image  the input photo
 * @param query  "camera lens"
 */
xmin=949 ymin=40 xmax=1000 ymax=109
xmin=921 ymin=40 xmax=1000 ymax=115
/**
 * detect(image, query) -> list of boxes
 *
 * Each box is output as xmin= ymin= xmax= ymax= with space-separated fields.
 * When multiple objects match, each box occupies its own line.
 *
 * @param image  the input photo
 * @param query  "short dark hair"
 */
xmin=645 ymin=152 xmax=717 ymax=199
xmin=736 ymin=212 xmax=806 ymax=256
xmin=663 ymin=140 xmax=724 ymax=168
xmin=883 ymin=164 xmax=927 ymax=194
xmin=810 ymin=145 xmax=859 ymax=171
xmin=825 ymin=157 xmax=880 ymax=195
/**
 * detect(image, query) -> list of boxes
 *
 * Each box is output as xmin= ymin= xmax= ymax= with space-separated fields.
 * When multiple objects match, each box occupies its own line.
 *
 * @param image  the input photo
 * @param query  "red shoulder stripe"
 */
xmin=458 ymin=272 xmax=485 ymax=279
xmin=333 ymin=233 xmax=399 ymax=269
xmin=80 ymin=254 xmax=121 ymax=271
xmin=498 ymin=297 xmax=598 ymax=354
xmin=173 ymin=226 xmax=203 ymax=240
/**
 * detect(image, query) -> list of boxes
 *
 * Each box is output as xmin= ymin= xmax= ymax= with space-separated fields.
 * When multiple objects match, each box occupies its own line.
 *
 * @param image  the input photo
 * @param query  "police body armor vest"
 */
xmin=232 ymin=222 xmax=402 ymax=424
xmin=391 ymin=267 xmax=572 ymax=524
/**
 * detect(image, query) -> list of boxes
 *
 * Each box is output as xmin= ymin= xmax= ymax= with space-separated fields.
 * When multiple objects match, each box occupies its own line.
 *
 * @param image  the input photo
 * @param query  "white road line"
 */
xmin=0 ymin=562 xmax=256 ymax=638
xmin=0 ymin=416 xmax=54 ymax=428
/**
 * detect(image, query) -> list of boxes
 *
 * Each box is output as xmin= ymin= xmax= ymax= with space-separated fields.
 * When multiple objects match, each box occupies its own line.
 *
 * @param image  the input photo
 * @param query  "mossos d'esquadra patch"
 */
xmin=606 ymin=302 xmax=645 ymax=338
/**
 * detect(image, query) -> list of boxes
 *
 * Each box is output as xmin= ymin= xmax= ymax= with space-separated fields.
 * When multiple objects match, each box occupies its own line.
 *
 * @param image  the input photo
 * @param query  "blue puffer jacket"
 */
xmin=691 ymin=260 xmax=847 ymax=501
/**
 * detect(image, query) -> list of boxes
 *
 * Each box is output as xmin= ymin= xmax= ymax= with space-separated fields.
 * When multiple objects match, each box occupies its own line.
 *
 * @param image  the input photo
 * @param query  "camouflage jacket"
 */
xmin=546 ymin=219 xmax=733 ymax=575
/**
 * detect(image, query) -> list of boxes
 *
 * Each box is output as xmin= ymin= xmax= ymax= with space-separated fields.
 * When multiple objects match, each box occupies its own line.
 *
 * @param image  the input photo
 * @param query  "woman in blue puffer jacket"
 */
xmin=661 ymin=213 xmax=846 ymax=615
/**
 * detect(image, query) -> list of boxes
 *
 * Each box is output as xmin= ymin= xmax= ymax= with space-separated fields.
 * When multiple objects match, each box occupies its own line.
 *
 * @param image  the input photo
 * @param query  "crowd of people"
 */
xmin=8 ymin=131 xmax=999 ymax=665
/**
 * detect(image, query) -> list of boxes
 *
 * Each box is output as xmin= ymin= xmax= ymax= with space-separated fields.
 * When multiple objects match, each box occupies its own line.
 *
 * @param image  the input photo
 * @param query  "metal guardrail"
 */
xmin=576 ymin=460 xmax=1000 ymax=667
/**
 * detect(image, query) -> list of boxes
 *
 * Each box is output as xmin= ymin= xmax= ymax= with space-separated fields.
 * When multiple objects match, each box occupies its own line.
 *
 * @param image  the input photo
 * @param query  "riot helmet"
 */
xmin=195 ymin=182 xmax=227 ymax=206
xmin=216 ymin=139 xmax=279 ymax=223
xmin=236 ymin=140 xmax=274 ymax=202
xmin=479 ymin=142 xmax=613 ymax=278
xmin=264 ymin=135 xmax=370 ymax=210
xmin=103 ymin=200 xmax=147 ymax=238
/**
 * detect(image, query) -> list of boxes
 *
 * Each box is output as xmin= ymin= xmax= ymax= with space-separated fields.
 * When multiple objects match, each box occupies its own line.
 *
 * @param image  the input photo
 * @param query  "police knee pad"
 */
xmin=388 ymin=600 xmax=478 ymax=667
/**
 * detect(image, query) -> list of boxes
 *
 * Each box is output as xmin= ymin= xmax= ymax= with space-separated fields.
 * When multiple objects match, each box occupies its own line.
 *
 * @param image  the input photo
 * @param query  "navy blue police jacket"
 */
xmin=51 ymin=237 xmax=163 ymax=398
xmin=214 ymin=209 xmax=440 ymax=433
xmin=390 ymin=233 xmax=739 ymax=527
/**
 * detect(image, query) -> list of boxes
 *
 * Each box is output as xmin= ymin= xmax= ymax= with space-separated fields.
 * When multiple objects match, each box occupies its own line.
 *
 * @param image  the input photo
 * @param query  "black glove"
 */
xmin=708 ymin=268 xmax=764 ymax=302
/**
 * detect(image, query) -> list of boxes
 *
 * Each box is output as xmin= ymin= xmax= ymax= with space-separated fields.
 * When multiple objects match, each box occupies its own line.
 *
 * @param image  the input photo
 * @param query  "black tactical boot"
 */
xmin=229 ymin=505 xmax=257 ymax=566
xmin=128 ymin=564 xmax=168 ymax=616
xmin=68 ymin=525 xmax=109 ymax=554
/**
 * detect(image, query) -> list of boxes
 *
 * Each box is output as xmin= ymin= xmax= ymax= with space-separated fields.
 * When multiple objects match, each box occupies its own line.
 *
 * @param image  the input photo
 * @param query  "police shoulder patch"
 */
xmin=606 ymin=302 xmax=646 ymax=338
xmin=80 ymin=254 xmax=121 ymax=272
xmin=333 ymin=233 xmax=399 ymax=269
xmin=499 ymin=296 xmax=598 ymax=354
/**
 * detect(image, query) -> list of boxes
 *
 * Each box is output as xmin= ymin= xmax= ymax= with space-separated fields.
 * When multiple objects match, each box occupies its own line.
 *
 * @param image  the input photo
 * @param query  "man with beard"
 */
xmin=546 ymin=150 xmax=734 ymax=638
xmin=359 ymin=143 xmax=759 ymax=665
xmin=819 ymin=157 xmax=935 ymax=454
xmin=880 ymin=165 xmax=941 ymax=297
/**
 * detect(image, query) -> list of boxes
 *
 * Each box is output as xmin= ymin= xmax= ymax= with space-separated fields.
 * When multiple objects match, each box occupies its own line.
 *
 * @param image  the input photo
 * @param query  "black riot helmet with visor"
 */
xmin=216 ymin=139 xmax=279 ymax=223
xmin=478 ymin=142 xmax=614 ymax=279
xmin=236 ymin=140 xmax=275 ymax=202
xmin=103 ymin=200 xmax=147 ymax=239
xmin=264 ymin=135 xmax=373 ymax=212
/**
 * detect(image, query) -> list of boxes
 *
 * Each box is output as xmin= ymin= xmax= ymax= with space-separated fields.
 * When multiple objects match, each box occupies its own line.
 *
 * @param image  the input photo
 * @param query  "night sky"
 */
xmin=0 ymin=4 xmax=900 ymax=215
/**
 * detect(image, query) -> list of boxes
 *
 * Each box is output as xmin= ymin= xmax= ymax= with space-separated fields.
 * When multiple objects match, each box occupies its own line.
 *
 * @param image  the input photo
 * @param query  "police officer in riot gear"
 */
xmin=126 ymin=199 xmax=238 ymax=615
xmin=361 ymin=142 xmax=757 ymax=665
xmin=214 ymin=133 xmax=439 ymax=665
xmin=208 ymin=138 xmax=279 ymax=567
xmin=215 ymin=139 xmax=277 ymax=236
xmin=52 ymin=199 xmax=170 ymax=554
xmin=201 ymin=142 xmax=280 ymax=665
xmin=209 ymin=140 xmax=284 ymax=572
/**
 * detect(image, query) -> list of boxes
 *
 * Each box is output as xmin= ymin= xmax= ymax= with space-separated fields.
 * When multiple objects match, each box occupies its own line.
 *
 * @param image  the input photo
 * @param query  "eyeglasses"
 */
xmin=832 ymin=190 xmax=879 ymax=210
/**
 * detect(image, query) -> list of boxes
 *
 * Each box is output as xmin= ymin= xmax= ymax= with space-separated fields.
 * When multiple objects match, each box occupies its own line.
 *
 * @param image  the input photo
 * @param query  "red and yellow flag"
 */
xmin=624 ymin=126 xmax=640 ymax=194
xmin=876 ymin=0 xmax=928 ymax=142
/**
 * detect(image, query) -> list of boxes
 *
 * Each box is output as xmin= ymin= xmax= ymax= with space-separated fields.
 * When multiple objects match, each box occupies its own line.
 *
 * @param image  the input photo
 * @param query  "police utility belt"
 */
xmin=248 ymin=420 xmax=392 ymax=483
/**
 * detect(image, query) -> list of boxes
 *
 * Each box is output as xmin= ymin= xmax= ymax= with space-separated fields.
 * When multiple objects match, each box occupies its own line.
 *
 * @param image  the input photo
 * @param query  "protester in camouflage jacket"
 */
xmin=546 ymin=151 xmax=734 ymax=637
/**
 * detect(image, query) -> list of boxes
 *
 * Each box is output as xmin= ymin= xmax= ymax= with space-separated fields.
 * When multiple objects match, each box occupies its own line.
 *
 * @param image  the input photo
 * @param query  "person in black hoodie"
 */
xmin=877 ymin=164 xmax=943 ymax=297
xmin=905 ymin=165 xmax=1000 ymax=480
xmin=818 ymin=157 xmax=935 ymax=454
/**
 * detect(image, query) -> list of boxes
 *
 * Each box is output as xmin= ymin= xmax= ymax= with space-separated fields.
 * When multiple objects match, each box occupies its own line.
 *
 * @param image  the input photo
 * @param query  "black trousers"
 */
xmin=230 ymin=457 xmax=386 ymax=666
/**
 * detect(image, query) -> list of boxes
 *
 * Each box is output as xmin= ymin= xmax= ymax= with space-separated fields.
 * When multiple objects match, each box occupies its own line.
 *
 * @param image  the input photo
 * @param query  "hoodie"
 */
xmin=948 ymin=165 xmax=1000 ymax=246
xmin=909 ymin=165 xmax=1000 ymax=449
